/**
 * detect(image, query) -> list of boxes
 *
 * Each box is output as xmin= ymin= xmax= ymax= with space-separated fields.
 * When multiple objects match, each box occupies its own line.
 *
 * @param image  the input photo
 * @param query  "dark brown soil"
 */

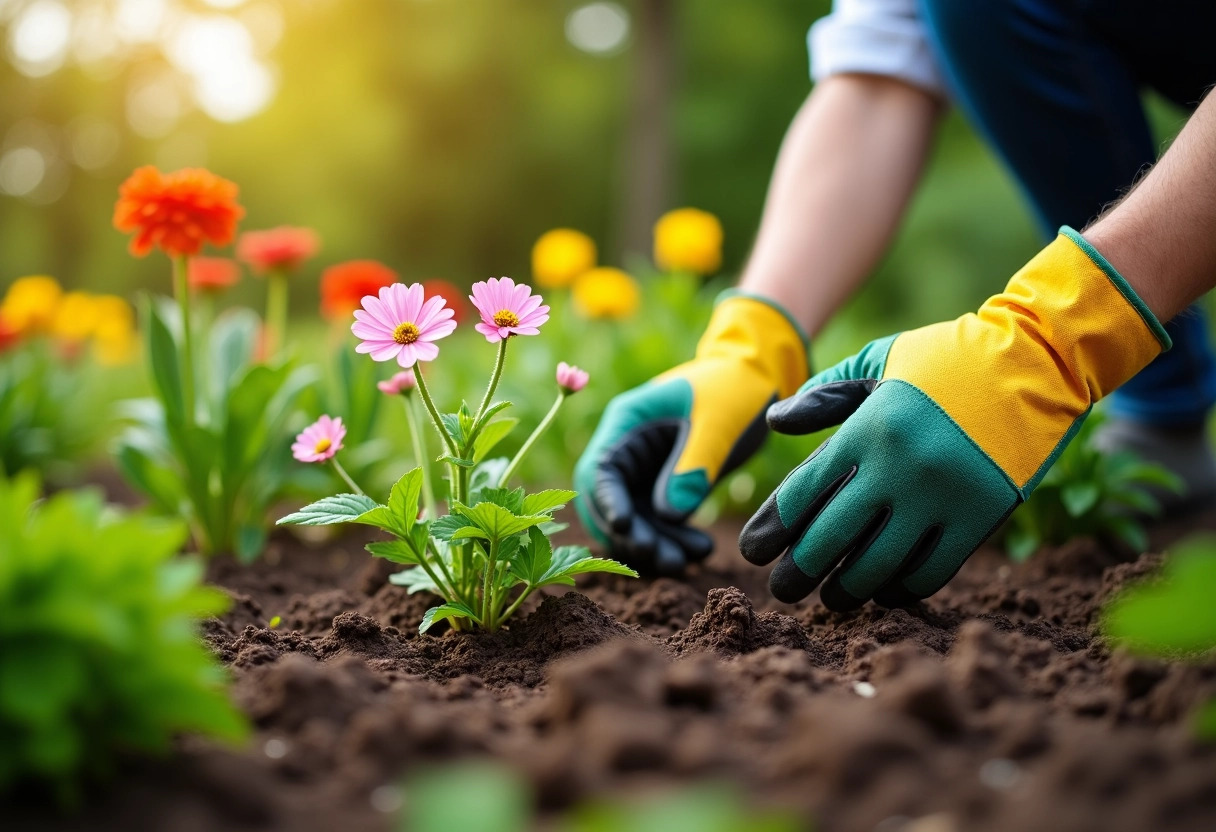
xmin=9 ymin=513 xmax=1216 ymax=832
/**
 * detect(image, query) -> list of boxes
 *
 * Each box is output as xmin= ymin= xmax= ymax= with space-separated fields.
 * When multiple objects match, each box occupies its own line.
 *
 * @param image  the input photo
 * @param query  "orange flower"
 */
xmin=421 ymin=279 xmax=466 ymax=325
xmin=189 ymin=257 xmax=241 ymax=293
xmin=113 ymin=166 xmax=245 ymax=258
xmin=320 ymin=260 xmax=399 ymax=321
xmin=237 ymin=226 xmax=320 ymax=275
xmin=0 ymin=313 xmax=20 ymax=353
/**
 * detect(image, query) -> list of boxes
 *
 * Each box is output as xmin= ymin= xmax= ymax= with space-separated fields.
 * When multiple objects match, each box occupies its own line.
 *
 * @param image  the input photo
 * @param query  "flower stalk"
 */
xmin=172 ymin=255 xmax=197 ymax=425
xmin=499 ymin=390 xmax=567 ymax=487
xmin=265 ymin=270 xmax=289 ymax=360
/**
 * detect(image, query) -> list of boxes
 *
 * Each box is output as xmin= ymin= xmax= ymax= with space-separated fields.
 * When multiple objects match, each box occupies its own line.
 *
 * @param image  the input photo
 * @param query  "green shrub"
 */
xmin=1002 ymin=412 xmax=1181 ymax=561
xmin=0 ymin=472 xmax=247 ymax=801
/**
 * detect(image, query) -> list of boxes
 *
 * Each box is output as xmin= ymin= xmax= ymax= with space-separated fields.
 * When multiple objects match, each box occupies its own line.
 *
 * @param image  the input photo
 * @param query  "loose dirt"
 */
xmin=9 ymin=514 xmax=1216 ymax=832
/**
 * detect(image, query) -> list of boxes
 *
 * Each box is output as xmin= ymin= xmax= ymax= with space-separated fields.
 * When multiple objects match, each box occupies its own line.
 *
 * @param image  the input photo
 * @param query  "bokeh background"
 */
xmin=0 ymin=0 xmax=1195 ymax=512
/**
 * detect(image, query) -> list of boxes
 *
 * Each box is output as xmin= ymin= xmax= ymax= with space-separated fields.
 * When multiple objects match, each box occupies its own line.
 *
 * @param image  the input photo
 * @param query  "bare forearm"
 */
xmin=740 ymin=74 xmax=942 ymax=336
xmin=1084 ymin=91 xmax=1216 ymax=322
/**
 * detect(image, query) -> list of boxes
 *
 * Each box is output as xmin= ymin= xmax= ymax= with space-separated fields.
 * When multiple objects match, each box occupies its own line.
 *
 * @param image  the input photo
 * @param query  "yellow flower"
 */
xmin=532 ymin=228 xmax=597 ymax=288
xmin=91 ymin=295 xmax=137 ymax=365
xmin=1 ymin=275 xmax=63 ymax=334
xmin=572 ymin=267 xmax=641 ymax=320
xmin=51 ymin=292 xmax=105 ymax=343
xmin=654 ymin=208 xmax=723 ymax=275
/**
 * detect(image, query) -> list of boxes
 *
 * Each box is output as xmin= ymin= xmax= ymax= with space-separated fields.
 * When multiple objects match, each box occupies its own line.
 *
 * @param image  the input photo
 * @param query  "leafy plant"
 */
xmin=1002 ymin=412 xmax=1182 ymax=561
xmin=279 ymin=279 xmax=636 ymax=633
xmin=1103 ymin=535 xmax=1216 ymax=738
xmin=0 ymin=472 xmax=247 ymax=801
xmin=116 ymin=302 xmax=315 ymax=561
xmin=400 ymin=761 xmax=802 ymax=832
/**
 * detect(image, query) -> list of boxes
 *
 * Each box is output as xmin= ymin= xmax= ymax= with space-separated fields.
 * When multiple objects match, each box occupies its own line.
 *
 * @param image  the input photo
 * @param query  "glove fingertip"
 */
xmin=768 ymin=553 xmax=821 ymax=604
xmin=737 ymin=498 xmax=786 ymax=566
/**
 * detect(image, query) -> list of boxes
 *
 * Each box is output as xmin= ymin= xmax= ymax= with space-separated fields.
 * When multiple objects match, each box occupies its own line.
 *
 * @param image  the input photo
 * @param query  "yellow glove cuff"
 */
xmin=694 ymin=293 xmax=810 ymax=399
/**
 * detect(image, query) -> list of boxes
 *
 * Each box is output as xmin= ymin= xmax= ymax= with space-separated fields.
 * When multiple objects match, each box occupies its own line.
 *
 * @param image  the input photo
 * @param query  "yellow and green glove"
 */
xmin=574 ymin=293 xmax=809 ymax=573
xmin=740 ymin=227 xmax=1171 ymax=610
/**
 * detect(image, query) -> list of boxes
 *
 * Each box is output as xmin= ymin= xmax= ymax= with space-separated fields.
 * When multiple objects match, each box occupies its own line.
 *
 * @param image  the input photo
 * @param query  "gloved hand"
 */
xmin=575 ymin=292 xmax=809 ymax=574
xmin=740 ymin=228 xmax=1171 ymax=610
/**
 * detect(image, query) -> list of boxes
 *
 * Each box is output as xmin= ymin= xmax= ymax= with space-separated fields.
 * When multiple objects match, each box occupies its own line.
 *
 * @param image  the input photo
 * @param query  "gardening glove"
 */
xmin=740 ymin=227 xmax=1171 ymax=611
xmin=575 ymin=292 xmax=809 ymax=574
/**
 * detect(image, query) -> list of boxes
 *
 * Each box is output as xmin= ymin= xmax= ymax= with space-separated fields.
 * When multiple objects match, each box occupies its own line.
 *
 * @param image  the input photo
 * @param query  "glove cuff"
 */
xmin=702 ymin=291 xmax=811 ymax=398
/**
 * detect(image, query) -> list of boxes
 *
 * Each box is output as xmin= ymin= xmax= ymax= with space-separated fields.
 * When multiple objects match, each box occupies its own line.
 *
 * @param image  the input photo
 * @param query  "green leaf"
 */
xmin=235 ymin=525 xmax=266 ymax=564
xmin=449 ymin=500 xmax=549 ymax=540
xmin=473 ymin=417 xmax=518 ymax=463
xmin=1106 ymin=487 xmax=1163 ymax=517
xmin=522 ymin=489 xmax=577 ymax=516
xmin=366 ymin=540 xmax=425 ymax=565
xmin=509 ymin=526 xmax=553 ymax=585
xmin=537 ymin=545 xmax=639 ymax=587
xmin=437 ymin=454 xmax=477 ymax=468
xmin=420 ymin=601 xmax=480 ymax=633
xmin=143 ymin=297 xmax=184 ymax=428
xmin=479 ymin=486 xmax=526 ymax=514
xmin=1106 ymin=514 xmax=1149 ymax=553
xmin=1061 ymin=481 xmax=1101 ymax=518
xmin=405 ymin=763 xmax=529 ymax=832
xmin=277 ymin=494 xmax=380 ymax=526
xmin=388 ymin=566 xmax=440 ymax=595
xmin=1004 ymin=523 xmax=1039 ymax=563
xmin=1104 ymin=537 xmax=1216 ymax=654
xmin=440 ymin=411 xmax=466 ymax=446
xmin=469 ymin=457 xmax=510 ymax=501
xmin=429 ymin=513 xmax=468 ymax=542
xmin=388 ymin=469 xmax=424 ymax=533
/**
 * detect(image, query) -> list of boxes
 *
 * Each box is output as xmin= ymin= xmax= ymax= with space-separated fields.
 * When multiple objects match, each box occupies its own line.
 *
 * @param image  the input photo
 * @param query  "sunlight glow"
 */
xmin=565 ymin=3 xmax=630 ymax=56
xmin=8 ymin=0 xmax=72 ymax=77
xmin=167 ymin=15 xmax=275 ymax=122
xmin=0 ymin=147 xmax=47 ymax=197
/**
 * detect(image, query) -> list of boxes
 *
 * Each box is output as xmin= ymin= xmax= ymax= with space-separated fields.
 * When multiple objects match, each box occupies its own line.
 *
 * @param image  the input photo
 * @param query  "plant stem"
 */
xmin=265 ymin=270 xmax=289 ymax=360
xmin=498 ymin=390 xmax=566 ymax=487
xmin=475 ymin=338 xmax=509 ymax=423
xmin=481 ymin=539 xmax=499 ymax=628
xmin=331 ymin=457 xmax=364 ymax=496
xmin=403 ymin=394 xmax=437 ymax=520
xmin=414 ymin=369 xmax=458 ymax=456
xmin=426 ymin=538 xmax=463 ymax=606
xmin=499 ymin=586 xmax=533 ymax=626
xmin=172 ymin=255 xmax=196 ymax=425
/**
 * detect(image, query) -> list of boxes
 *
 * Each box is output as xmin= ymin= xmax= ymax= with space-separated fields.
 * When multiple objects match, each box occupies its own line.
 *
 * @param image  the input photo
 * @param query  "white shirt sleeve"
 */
xmin=808 ymin=0 xmax=948 ymax=99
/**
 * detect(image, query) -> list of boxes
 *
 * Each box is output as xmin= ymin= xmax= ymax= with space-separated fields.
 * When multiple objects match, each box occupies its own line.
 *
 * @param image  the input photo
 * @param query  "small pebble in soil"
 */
xmin=978 ymin=757 xmax=1022 ymax=790
xmin=853 ymin=680 xmax=877 ymax=698
xmin=370 ymin=785 xmax=404 ymax=814
xmin=263 ymin=738 xmax=289 ymax=759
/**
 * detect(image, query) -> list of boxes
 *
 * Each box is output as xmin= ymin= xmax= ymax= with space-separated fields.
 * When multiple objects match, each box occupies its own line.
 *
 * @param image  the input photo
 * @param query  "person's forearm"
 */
xmin=740 ymin=74 xmax=942 ymax=336
xmin=1084 ymin=91 xmax=1216 ymax=323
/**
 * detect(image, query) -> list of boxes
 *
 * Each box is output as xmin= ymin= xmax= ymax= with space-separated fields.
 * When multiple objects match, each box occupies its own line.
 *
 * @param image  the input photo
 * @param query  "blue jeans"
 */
xmin=920 ymin=0 xmax=1216 ymax=427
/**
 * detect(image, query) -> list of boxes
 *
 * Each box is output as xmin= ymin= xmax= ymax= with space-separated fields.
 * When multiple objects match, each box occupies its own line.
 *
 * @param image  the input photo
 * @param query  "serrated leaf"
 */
xmin=440 ymin=412 xmax=465 ymax=446
xmin=366 ymin=540 xmax=425 ymax=565
xmin=1061 ymin=481 xmax=1101 ymax=518
xmin=469 ymin=457 xmax=510 ymax=500
xmin=450 ymin=500 xmax=549 ymax=540
xmin=389 ymin=566 xmax=440 ymax=595
xmin=420 ymin=601 xmax=479 ymax=633
xmin=478 ymin=486 xmax=526 ymax=514
xmin=438 ymin=454 xmax=477 ymax=468
xmin=539 ymin=520 xmax=569 ymax=536
xmin=473 ymin=417 xmax=518 ymax=463
xmin=509 ymin=526 xmax=553 ymax=585
xmin=536 ymin=544 xmax=639 ymax=586
xmin=430 ymin=514 xmax=467 ymax=542
xmin=277 ymin=494 xmax=380 ymax=526
xmin=522 ymin=489 xmax=577 ymax=516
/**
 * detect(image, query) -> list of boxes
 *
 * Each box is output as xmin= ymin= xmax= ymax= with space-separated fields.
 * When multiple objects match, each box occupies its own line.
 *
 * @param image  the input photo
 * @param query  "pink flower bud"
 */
xmin=556 ymin=361 xmax=589 ymax=394
xmin=377 ymin=370 xmax=417 ymax=396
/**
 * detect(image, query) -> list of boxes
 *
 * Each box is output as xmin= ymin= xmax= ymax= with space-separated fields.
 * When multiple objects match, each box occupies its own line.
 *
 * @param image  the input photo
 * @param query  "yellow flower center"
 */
xmin=393 ymin=322 xmax=420 ymax=344
xmin=493 ymin=309 xmax=520 ymax=328
xmin=314 ymin=438 xmax=332 ymax=454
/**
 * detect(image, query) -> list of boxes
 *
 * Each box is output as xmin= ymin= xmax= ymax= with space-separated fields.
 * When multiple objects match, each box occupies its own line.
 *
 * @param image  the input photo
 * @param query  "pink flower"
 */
xmin=293 ymin=415 xmax=346 ymax=463
xmin=377 ymin=370 xmax=417 ymax=396
xmin=351 ymin=283 xmax=457 ymax=368
xmin=556 ymin=361 xmax=589 ymax=394
xmin=469 ymin=277 xmax=549 ymax=343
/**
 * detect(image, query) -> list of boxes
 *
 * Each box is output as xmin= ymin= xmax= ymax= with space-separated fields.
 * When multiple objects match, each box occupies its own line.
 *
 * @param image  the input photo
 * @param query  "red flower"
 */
xmin=237 ymin=227 xmax=320 ymax=275
xmin=0 ymin=314 xmax=20 ymax=353
xmin=320 ymin=260 xmax=399 ymax=321
xmin=113 ymin=166 xmax=244 ymax=258
xmin=189 ymin=257 xmax=241 ymax=293
xmin=421 ymin=279 xmax=467 ymax=325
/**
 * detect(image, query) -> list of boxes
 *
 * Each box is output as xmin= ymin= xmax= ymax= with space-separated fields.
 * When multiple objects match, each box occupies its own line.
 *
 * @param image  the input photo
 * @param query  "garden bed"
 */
xmin=12 ymin=513 xmax=1216 ymax=832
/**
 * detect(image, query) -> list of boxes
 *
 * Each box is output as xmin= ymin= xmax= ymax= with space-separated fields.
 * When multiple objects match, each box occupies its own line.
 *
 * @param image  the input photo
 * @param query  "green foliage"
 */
xmin=0 ymin=472 xmax=247 ymax=801
xmin=400 ymin=761 xmax=802 ymax=832
xmin=116 ymin=301 xmax=315 ymax=561
xmin=1002 ymin=413 xmax=1182 ymax=561
xmin=1103 ymin=536 xmax=1216 ymax=739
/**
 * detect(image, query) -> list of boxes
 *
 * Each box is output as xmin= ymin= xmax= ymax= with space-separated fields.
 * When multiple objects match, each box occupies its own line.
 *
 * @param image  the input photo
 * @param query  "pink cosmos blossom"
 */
xmin=352 ymin=283 xmax=457 ymax=368
xmin=556 ymin=361 xmax=589 ymax=394
xmin=293 ymin=415 xmax=346 ymax=463
xmin=469 ymin=277 xmax=549 ymax=343
xmin=377 ymin=370 xmax=417 ymax=396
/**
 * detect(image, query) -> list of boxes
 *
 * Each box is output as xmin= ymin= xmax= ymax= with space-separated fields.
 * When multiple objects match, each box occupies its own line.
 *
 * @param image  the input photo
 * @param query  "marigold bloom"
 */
xmin=320 ymin=260 xmax=399 ymax=321
xmin=531 ymin=228 xmax=596 ymax=288
xmin=571 ymin=267 xmax=641 ymax=320
xmin=189 ymin=257 xmax=241 ymax=293
xmin=1 ymin=275 xmax=63 ymax=333
xmin=377 ymin=370 xmax=417 ymax=396
xmin=352 ymin=283 xmax=457 ymax=368
xmin=654 ymin=207 xmax=723 ymax=275
xmin=556 ymin=361 xmax=589 ymax=394
xmin=470 ymin=277 xmax=549 ymax=343
xmin=113 ymin=166 xmax=245 ymax=258
xmin=237 ymin=227 xmax=320 ymax=275
xmin=50 ymin=292 xmax=104 ymax=343
xmin=292 ymin=415 xmax=346 ymax=463
xmin=421 ymin=279 xmax=466 ymax=325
